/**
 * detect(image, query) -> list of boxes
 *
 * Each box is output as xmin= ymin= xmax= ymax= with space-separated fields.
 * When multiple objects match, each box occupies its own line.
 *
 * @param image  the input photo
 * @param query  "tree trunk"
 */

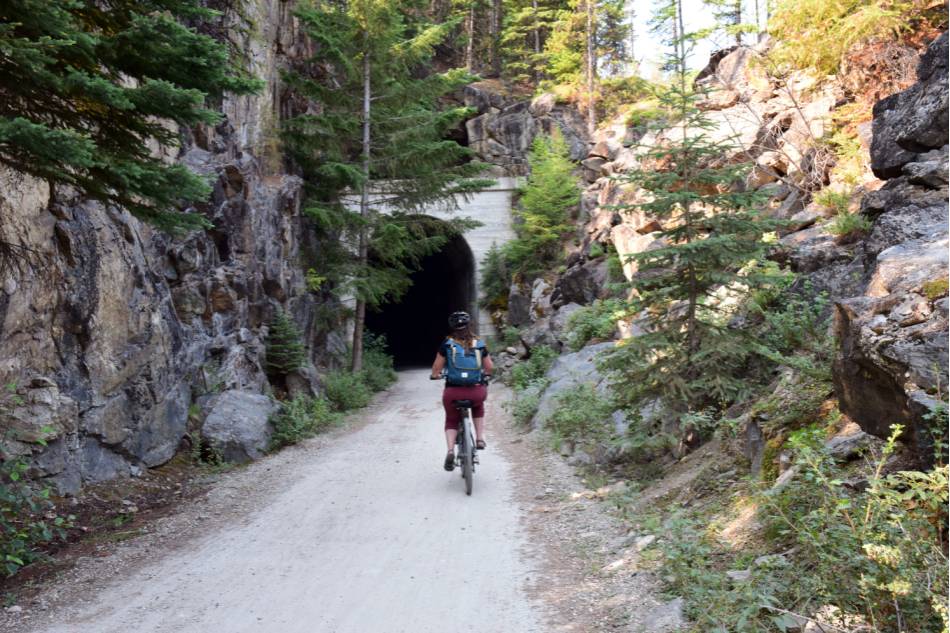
xmin=490 ymin=0 xmax=502 ymax=76
xmin=585 ymin=0 xmax=596 ymax=137
xmin=465 ymin=3 xmax=475 ymax=72
xmin=531 ymin=0 xmax=541 ymax=80
xmin=734 ymin=0 xmax=742 ymax=45
xmin=352 ymin=34 xmax=372 ymax=373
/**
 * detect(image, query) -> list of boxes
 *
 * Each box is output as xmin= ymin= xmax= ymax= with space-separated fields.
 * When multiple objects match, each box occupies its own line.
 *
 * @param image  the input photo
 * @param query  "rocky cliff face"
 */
xmin=490 ymin=33 xmax=948 ymax=464
xmin=833 ymin=32 xmax=948 ymax=462
xmin=464 ymin=84 xmax=590 ymax=175
xmin=0 ymin=1 xmax=342 ymax=493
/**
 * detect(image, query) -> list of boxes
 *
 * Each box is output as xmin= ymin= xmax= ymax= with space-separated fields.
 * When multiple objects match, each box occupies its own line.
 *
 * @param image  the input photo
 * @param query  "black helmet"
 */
xmin=448 ymin=311 xmax=471 ymax=330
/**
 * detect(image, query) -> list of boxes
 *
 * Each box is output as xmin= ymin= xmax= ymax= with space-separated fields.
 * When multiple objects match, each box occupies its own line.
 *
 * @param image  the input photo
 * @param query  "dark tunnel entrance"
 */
xmin=366 ymin=226 xmax=476 ymax=368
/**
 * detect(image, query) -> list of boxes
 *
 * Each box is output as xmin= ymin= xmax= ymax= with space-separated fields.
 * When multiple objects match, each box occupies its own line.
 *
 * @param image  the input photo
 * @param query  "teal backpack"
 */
xmin=445 ymin=338 xmax=484 ymax=386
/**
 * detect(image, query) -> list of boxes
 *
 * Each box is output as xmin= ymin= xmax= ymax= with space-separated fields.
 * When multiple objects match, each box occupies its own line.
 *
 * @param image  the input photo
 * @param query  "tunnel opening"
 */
xmin=366 ymin=222 xmax=476 ymax=368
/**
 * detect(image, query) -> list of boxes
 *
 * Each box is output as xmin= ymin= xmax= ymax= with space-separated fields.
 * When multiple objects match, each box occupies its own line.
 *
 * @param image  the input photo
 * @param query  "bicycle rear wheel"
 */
xmin=461 ymin=410 xmax=473 ymax=496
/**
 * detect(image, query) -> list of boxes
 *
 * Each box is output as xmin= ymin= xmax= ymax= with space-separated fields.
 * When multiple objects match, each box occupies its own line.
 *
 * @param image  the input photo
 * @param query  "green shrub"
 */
xmin=826 ymin=209 xmax=872 ymax=238
xmin=660 ymin=426 xmax=949 ymax=632
xmin=270 ymin=396 xmax=341 ymax=450
xmin=813 ymin=188 xmax=851 ymax=215
xmin=547 ymin=383 xmax=614 ymax=448
xmin=323 ymin=370 xmax=373 ymax=411
xmin=479 ymin=243 xmax=512 ymax=311
xmin=507 ymin=387 xmax=542 ymax=427
xmin=361 ymin=333 xmax=397 ymax=392
xmin=759 ymin=425 xmax=949 ymax=631
xmin=565 ymin=299 xmax=625 ymax=351
xmin=587 ymin=241 xmax=605 ymax=259
xmin=265 ymin=310 xmax=307 ymax=376
xmin=0 ymin=459 xmax=73 ymax=576
xmin=508 ymin=345 xmax=558 ymax=391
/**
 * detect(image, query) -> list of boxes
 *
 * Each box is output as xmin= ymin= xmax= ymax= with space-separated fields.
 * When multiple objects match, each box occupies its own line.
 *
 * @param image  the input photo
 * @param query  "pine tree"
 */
xmin=702 ymin=0 xmax=756 ymax=46
xmin=604 ymin=0 xmax=780 ymax=412
xmin=266 ymin=310 xmax=307 ymax=376
xmin=0 ymin=0 xmax=260 ymax=232
xmin=283 ymin=0 xmax=489 ymax=371
xmin=504 ymin=130 xmax=579 ymax=277
xmin=499 ymin=0 xmax=570 ymax=83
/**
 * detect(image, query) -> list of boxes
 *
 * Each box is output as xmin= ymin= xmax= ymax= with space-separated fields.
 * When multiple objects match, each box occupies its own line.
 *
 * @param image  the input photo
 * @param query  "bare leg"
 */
xmin=445 ymin=428 xmax=458 ymax=453
xmin=474 ymin=417 xmax=485 ymax=443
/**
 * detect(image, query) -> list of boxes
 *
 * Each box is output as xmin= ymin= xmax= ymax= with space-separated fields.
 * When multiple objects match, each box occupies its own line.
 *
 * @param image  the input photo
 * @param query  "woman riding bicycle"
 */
xmin=430 ymin=311 xmax=493 ymax=472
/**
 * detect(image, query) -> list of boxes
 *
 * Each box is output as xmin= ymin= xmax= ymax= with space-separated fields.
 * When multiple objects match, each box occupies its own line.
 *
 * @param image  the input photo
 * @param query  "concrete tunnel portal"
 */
xmin=365 ymin=228 xmax=477 ymax=367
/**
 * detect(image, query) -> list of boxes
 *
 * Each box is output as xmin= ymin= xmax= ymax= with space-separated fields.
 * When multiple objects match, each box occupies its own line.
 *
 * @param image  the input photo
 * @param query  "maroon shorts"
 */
xmin=442 ymin=384 xmax=488 ymax=430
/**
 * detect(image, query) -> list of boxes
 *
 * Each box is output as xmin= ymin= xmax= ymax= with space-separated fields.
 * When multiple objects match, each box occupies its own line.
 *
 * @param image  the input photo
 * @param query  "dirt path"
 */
xmin=10 ymin=370 xmax=547 ymax=633
xmin=5 ymin=369 xmax=669 ymax=633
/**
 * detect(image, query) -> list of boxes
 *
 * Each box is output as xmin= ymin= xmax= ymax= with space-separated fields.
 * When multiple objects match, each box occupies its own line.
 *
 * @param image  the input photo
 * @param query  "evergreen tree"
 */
xmin=604 ymin=0 xmax=780 ymax=412
xmin=702 ymin=0 xmax=756 ymax=46
xmin=266 ymin=310 xmax=307 ymax=376
xmin=504 ymin=130 xmax=578 ymax=277
xmin=283 ymin=0 xmax=489 ymax=371
xmin=537 ymin=0 xmax=627 ymax=129
xmin=0 ymin=0 xmax=260 ymax=232
xmin=500 ymin=0 xmax=571 ymax=83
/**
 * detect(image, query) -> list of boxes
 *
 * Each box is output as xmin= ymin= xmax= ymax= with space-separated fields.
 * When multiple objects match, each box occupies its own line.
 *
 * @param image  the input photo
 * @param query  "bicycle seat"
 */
xmin=452 ymin=399 xmax=473 ymax=409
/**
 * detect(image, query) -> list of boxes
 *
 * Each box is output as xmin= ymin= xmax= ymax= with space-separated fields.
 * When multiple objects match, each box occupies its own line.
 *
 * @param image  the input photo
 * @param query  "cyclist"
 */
xmin=430 ymin=311 xmax=493 ymax=471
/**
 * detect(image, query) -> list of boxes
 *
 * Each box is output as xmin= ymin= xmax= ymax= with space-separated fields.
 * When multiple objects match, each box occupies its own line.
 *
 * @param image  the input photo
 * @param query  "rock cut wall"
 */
xmin=0 ymin=0 xmax=343 ymax=493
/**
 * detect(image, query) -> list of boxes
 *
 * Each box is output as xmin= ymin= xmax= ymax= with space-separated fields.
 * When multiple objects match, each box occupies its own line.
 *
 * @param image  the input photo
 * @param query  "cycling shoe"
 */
xmin=476 ymin=440 xmax=487 ymax=450
xmin=443 ymin=452 xmax=456 ymax=471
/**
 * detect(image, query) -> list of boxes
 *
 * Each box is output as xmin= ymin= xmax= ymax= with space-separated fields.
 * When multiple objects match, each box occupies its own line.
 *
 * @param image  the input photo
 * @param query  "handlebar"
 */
xmin=428 ymin=373 xmax=493 ymax=385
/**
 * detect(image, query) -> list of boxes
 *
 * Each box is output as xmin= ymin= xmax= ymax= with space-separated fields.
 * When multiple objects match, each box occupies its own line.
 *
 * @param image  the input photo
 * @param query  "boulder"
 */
xmin=202 ymin=390 xmax=278 ymax=463
xmin=530 ymin=278 xmax=553 ymax=321
xmin=532 ymin=342 xmax=614 ymax=429
xmin=870 ymin=32 xmax=948 ymax=178
xmin=554 ymin=260 xmax=607 ymax=305
xmin=507 ymin=282 xmax=531 ymax=327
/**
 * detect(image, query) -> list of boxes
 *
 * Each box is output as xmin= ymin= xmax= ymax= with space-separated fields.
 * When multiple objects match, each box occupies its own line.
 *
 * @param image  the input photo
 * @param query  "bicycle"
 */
xmin=431 ymin=373 xmax=488 ymax=496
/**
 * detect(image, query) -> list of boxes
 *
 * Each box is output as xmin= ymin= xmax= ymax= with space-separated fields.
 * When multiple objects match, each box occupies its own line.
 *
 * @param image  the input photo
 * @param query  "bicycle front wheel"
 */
xmin=461 ymin=410 xmax=473 ymax=496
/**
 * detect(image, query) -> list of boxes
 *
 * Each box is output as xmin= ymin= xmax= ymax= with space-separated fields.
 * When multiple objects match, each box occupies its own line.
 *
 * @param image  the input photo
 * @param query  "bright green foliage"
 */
xmin=660 ymin=426 xmax=949 ymax=632
xmin=537 ymin=0 xmax=628 ymax=88
xmin=508 ymin=388 xmax=542 ymax=426
xmin=604 ymin=7 xmax=782 ymax=413
xmin=265 ymin=311 xmax=307 ymax=377
xmin=324 ymin=370 xmax=374 ymax=411
xmin=0 ymin=0 xmax=259 ymax=232
xmin=565 ymin=298 xmax=624 ymax=351
xmin=508 ymin=345 xmax=558 ymax=390
xmin=321 ymin=333 xmax=395 ymax=410
xmin=826 ymin=210 xmax=872 ymax=238
xmin=547 ymin=383 xmax=614 ymax=448
xmin=360 ymin=333 xmax=398 ymax=392
xmin=479 ymin=242 xmax=512 ymax=311
xmin=761 ymin=426 xmax=949 ymax=631
xmin=505 ymin=131 xmax=579 ymax=276
xmin=283 ymin=0 xmax=489 ymax=316
xmin=0 ymin=459 xmax=73 ymax=576
xmin=500 ymin=0 xmax=573 ymax=83
xmin=768 ymin=0 xmax=939 ymax=75
xmin=269 ymin=396 xmax=342 ymax=450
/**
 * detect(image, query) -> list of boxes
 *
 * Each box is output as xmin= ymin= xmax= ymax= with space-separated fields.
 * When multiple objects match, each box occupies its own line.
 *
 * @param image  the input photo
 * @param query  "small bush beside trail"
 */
xmin=270 ymin=396 xmax=342 ymax=450
xmin=0 ymin=459 xmax=73 ymax=576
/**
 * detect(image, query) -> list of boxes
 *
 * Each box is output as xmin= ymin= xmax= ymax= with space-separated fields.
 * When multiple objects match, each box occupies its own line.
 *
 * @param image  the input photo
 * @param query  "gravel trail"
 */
xmin=22 ymin=370 xmax=545 ymax=633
